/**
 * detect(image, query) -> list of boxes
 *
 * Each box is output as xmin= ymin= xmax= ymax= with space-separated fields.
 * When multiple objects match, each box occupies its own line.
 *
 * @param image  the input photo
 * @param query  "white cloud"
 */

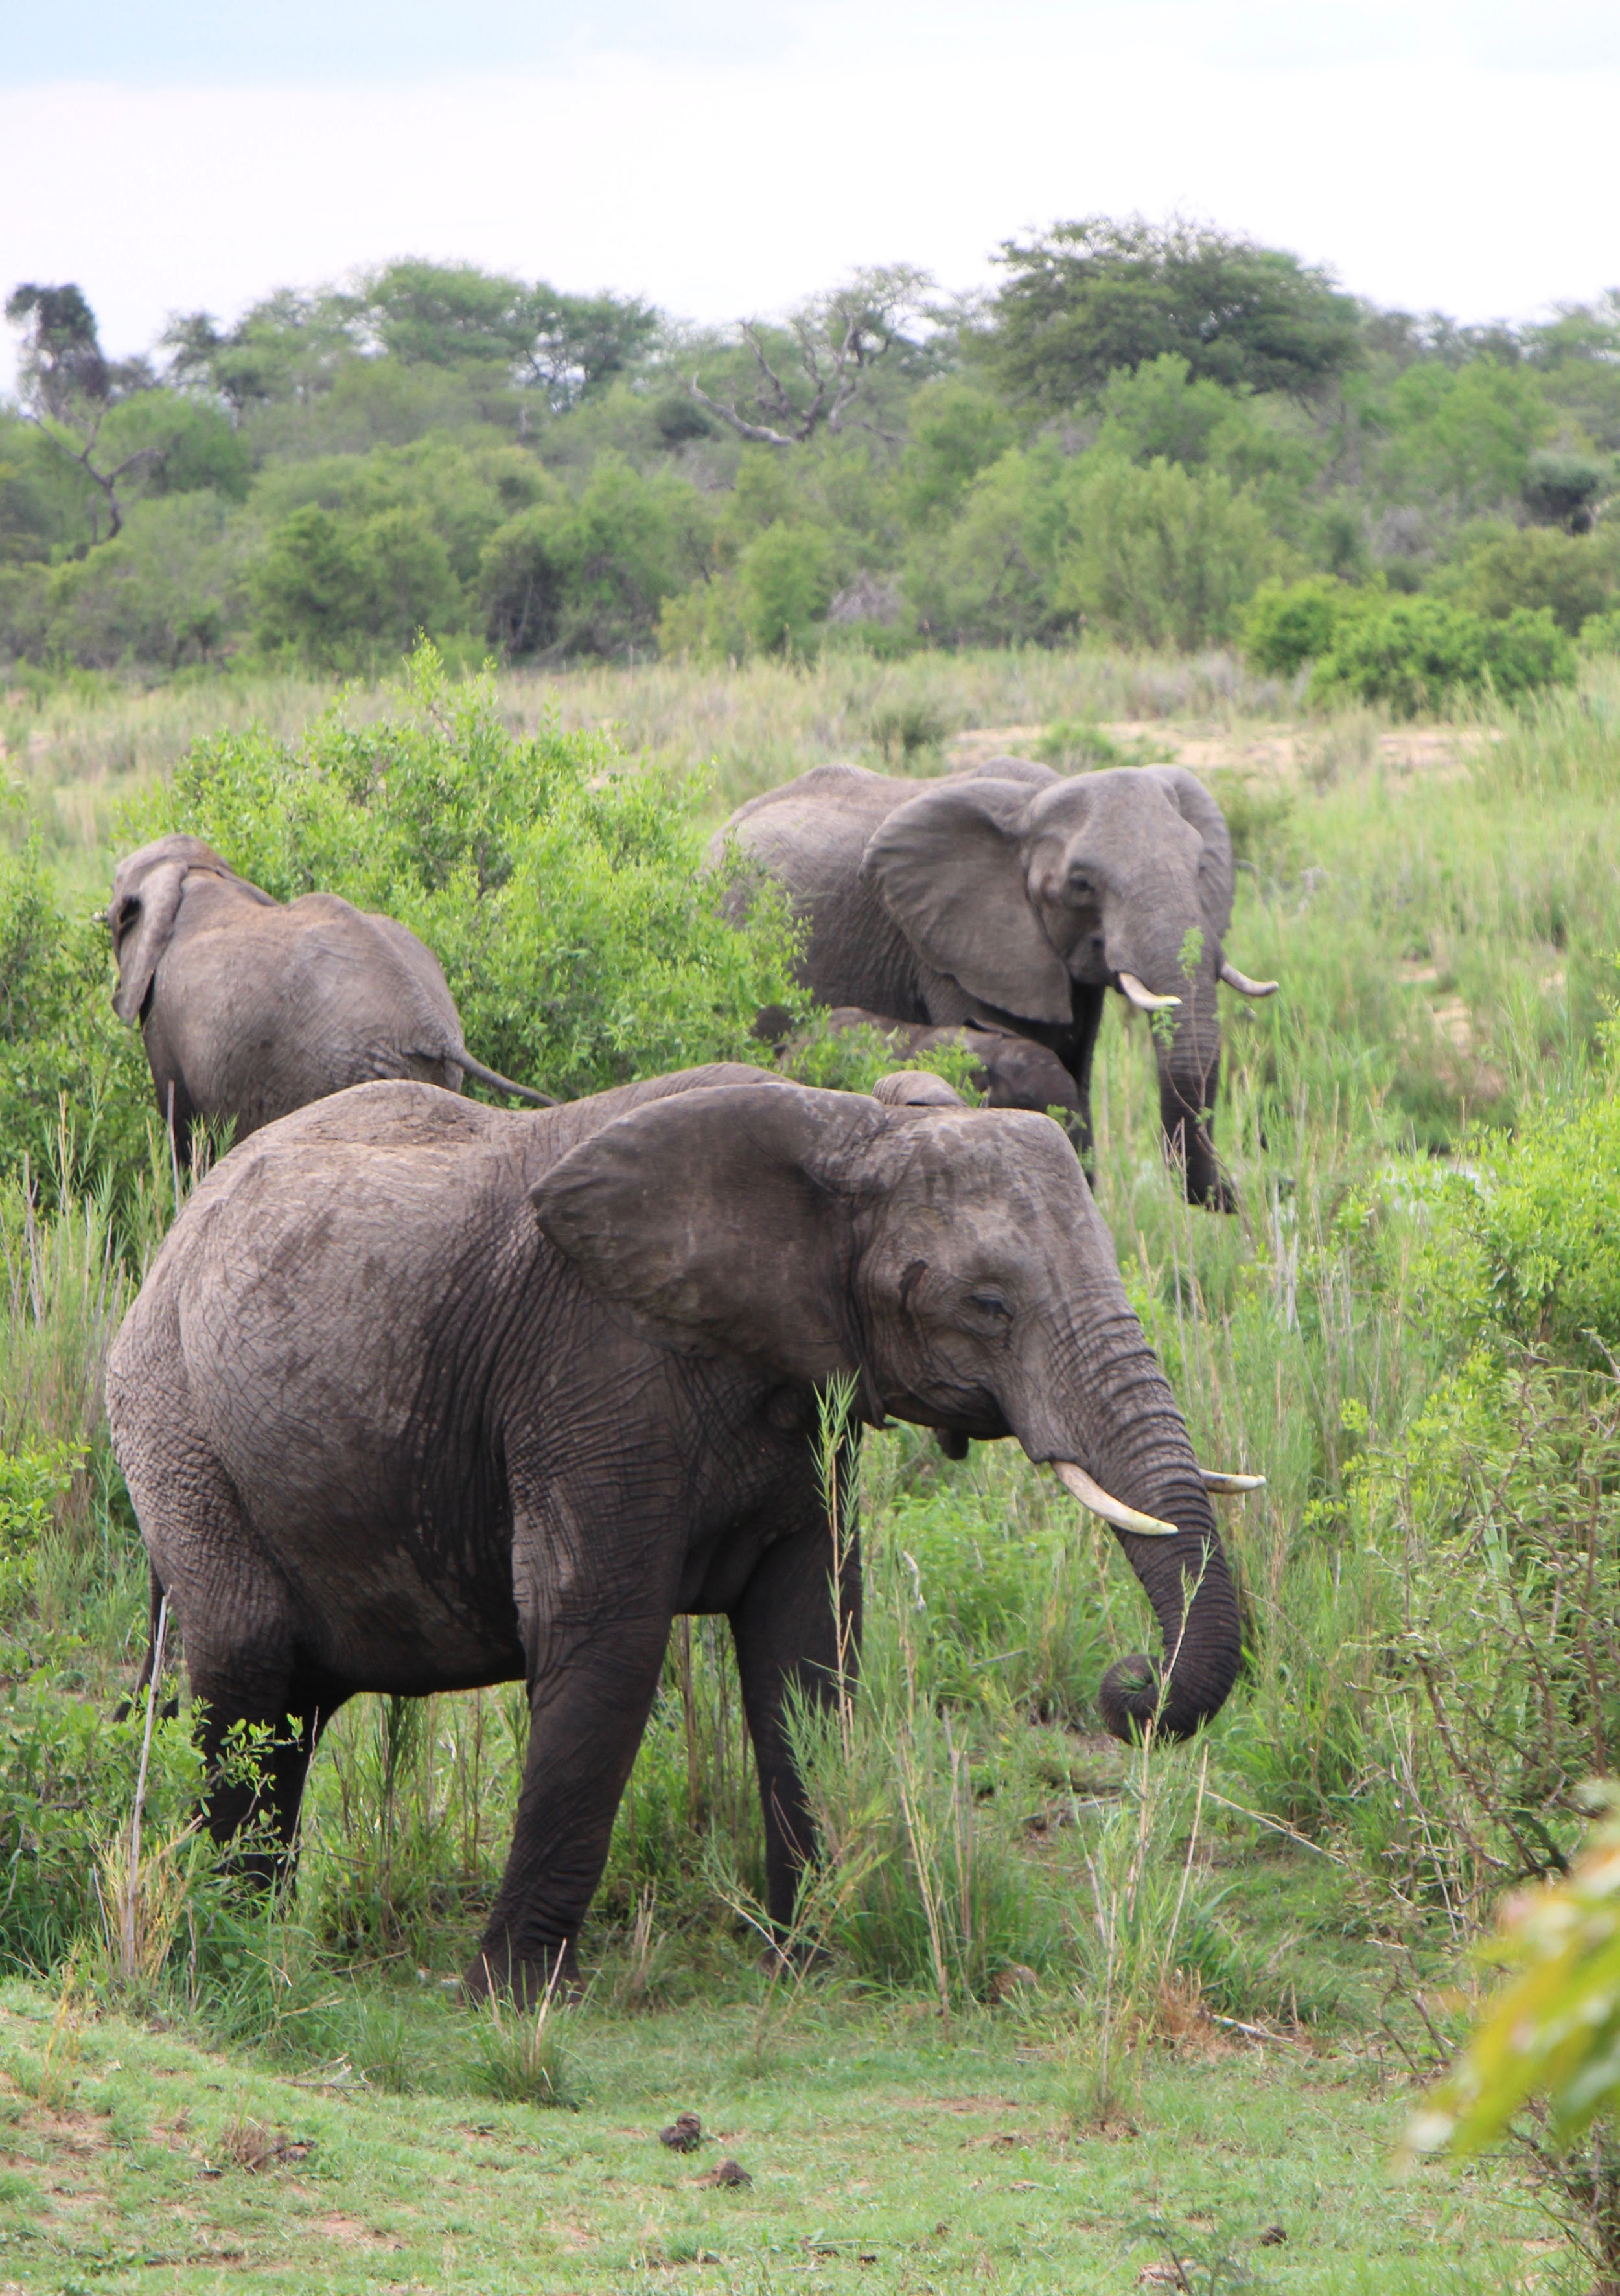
xmin=1 ymin=6 xmax=1615 ymax=387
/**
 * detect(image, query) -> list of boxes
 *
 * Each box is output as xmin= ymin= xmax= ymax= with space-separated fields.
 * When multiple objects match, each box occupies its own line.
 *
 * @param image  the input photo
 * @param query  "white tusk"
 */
xmin=1117 ymin=972 xmax=1181 ymax=1013
xmin=1050 ymin=1461 xmax=1179 ymax=1538
xmin=1203 ymin=1471 xmax=1266 ymax=1494
xmin=1219 ymin=959 xmax=1279 ymax=998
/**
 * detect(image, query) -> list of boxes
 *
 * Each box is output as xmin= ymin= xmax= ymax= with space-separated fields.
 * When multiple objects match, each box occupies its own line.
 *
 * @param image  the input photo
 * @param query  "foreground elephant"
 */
xmin=108 ymin=835 xmax=548 ymax=1152
xmin=107 ymin=1064 xmax=1245 ymax=2000
xmin=717 ymin=761 xmax=1277 ymax=1208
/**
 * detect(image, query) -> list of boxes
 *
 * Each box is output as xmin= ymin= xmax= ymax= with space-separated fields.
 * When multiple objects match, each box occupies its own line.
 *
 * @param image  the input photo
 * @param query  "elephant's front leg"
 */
xmin=729 ymin=1510 xmax=863 ymax=1938
xmin=466 ymin=1607 xmax=673 ymax=2004
xmin=1063 ymin=985 xmax=1105 ymax=1180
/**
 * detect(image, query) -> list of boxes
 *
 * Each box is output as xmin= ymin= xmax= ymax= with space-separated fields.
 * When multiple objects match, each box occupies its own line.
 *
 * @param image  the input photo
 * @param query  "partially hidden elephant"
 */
xmin=108 ymin=834 xmax=549 ymax=1153
xmin=106 ymin=1062 xmax=1251 ymax=2001
xmin=757 ymin=1003 xmax=1087 ymax=1132
xmin=715 ymin=760 xmax=1278 ymax=1208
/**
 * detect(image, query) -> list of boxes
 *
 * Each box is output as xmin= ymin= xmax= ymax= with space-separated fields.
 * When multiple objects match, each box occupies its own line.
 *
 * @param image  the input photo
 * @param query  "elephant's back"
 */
xmin=161 ymin=895 xmax=464 ymax=1128
xmin=715 ymin=767 xmax=931 ymax=1018
xmin=717 ymin=764 xmax=909 ymax=899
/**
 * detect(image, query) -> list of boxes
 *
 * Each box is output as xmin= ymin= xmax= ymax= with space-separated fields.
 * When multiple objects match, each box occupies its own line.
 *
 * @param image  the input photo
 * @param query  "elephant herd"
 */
xmin=104 ymin=757 xmax=1277 ymax=2000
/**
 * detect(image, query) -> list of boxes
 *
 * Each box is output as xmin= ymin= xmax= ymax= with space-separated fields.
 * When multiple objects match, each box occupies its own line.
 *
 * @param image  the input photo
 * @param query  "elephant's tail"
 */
xmin=454 ymin=1052 xmax=556 ymax=1108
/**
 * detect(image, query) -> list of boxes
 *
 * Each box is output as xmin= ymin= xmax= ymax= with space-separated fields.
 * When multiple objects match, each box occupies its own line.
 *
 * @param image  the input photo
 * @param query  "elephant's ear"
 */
xmin=860 ymin=777 xmax=1072 ymax=1025
xmin=1141 ymin=768 xmax=1235 ymax=938
xmin=108 ymin=856 xmax=190 ymax=1025
xmin=529 ymin=1079 xmax=887 ymax=1382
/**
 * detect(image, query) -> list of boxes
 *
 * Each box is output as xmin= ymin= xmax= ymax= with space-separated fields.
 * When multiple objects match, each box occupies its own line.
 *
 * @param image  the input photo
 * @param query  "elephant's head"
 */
xmin=106 ymin=835 xmax=270 ymax=1026
xmin=859 ymin=763 xmax=1261 ymax=1206
xmin=531 ymin=1075 xmax=1244 ymax=1740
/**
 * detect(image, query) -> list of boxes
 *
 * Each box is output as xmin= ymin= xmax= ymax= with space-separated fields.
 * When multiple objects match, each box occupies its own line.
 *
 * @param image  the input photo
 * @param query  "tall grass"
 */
xmin=5 ymin=645 xmax=1620 ymax=2072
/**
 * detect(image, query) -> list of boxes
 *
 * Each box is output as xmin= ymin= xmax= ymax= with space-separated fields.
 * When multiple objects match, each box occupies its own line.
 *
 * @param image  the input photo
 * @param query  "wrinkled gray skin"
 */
xmin=106 ymin=1065 xmax=1239 ymax=2003
xmin=758 ymin=1004 xmax=1086 ymax=1132
xmin=717 ymin=759 xmax=1242 ymax=1208
xmin=108 ymin=835 xmax=548 ymax=1155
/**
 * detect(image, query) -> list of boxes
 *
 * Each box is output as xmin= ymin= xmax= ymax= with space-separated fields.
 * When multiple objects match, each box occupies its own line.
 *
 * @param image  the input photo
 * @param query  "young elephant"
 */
xmin=761 ymin=1004 xmax=1087 ymax=1131
xmin=108 ymin=834 xmax=548 ymax=1152
xmin=107 ymin=1064 xmax=1248 ymax=2003
xmin=717 ymin=759 xmax=1279 ymax=1210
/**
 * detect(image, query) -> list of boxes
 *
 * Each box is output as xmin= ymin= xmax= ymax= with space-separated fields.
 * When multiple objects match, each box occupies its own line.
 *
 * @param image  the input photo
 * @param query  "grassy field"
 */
xmin=5 ymin=643 xmax=1620 ymax=2291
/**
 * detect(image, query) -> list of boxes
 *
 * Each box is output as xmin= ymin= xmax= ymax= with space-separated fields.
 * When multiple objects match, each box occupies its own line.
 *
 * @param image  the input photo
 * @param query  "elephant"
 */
xmin=106 ymin=1062 xmax=1250 ymax=2002
xmin=107 ymin=834 xmax=549 ymax=1154
xmin=715 ymin=760 xmax=1279 ymax=1209
xmin=756 ymin=1003 xmax=1087 ymax=1132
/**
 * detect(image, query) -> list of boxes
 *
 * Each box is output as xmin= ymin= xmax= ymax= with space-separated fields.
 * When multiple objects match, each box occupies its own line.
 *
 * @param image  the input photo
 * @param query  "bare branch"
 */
xmin=688 ymin=375 xmax=798 ymax=448
xmin=689 ymin=264 xmax=934 ymax=448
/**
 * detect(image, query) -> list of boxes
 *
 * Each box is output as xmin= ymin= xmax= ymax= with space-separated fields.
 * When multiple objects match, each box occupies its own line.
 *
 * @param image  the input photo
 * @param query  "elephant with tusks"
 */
xmin=108 ymin=1062 xmax=1260 ymax=2001
xmin=714 ymin=759 xmax=1277 ymax=1209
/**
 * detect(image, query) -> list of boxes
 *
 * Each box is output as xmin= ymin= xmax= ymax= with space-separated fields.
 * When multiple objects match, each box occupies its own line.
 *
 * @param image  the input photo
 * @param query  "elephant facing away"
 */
xmin=716 ymin=761 xmax=1278 ymax=1209
xmin=108 ymin=835 xmax=548 ymax=1153
xmin=107 ymin=1064 xmax=1247 ymax=2003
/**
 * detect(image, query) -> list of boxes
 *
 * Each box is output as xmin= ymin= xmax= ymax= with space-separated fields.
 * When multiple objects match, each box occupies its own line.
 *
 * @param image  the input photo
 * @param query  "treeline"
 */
xmin=2 ymin=222 xmax=1618 ymax=680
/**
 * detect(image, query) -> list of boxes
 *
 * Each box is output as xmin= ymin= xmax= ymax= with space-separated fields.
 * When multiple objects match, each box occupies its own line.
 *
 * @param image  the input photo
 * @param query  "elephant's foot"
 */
xmin=461 ymin=1935 xmax=583 ymax=2008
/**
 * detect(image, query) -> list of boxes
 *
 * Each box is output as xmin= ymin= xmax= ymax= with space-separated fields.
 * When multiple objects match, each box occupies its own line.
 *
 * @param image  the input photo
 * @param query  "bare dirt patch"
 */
xmin=945 ymin=719 xmax=1503 ymax=781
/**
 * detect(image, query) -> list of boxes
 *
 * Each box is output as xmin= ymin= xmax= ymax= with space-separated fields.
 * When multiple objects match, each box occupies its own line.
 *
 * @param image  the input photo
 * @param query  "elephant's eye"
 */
xmin=1067 ymin=869 xmax=1096 ymax=901
xmin=969 ymin=1290 xmax=1012 ymax=1324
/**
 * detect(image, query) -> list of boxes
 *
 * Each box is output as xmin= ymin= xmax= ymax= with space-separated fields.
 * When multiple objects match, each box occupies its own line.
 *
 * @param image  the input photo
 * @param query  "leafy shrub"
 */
xmin=1458 ymin=524 xmax=1619 ymax=635
xmin=1582 ymin=608 xmax=1620 ymax=656
xmin=1241 ymin=574 xmax=1353 ymax=673
xmin=0 ymin=842 xmax=152 ymax=1209
xmin=1055 ymin=455 xmax=1273 ymax=651
xmin=1522 ymin=446 xmax=1613 ymax=531
xmin=736 ymin=522 xmax=839 ymax=658
xmin=1309 ymin=597 xmax=1577 ymax=717
xmin=480 ymin=455 xmax=706 ymax=660
xmin=1437 ymin=1089 xmax=1620 ymax=1364
xmin=254 ymin=503 xmax=465 ymax=668
xmin=137 ymin=641 xmax=796 ymax=1099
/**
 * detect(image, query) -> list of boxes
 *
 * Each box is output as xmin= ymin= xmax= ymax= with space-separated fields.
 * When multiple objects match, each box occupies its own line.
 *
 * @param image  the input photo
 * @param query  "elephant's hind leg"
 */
xmin=121 ymin=1430 xmax=331 ymax=1885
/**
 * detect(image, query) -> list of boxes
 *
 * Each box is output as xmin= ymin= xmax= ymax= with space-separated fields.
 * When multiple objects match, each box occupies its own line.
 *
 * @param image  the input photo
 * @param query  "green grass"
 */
xmin=6 ymin=641 xmax=1620 ymax=2286
xmin=0 ymin=1970 xmax=1553 ymax=2295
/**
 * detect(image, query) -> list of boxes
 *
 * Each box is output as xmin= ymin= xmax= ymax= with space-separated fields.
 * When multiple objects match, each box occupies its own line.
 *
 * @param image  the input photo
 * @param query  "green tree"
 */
xmin=1056 ymin=455 xmax=1273 ymax=650
xmin=1458 ymin=525 xmax=1619 ymax=636
xmin=737 ymin=521 xmax=838 ymax=655
xmin=253 ymin=502 xmax=463 ymax=667
xmin=5 ymin=282 xmax=159 ymax=542
xmin=897 ymin=378 xmax=1015 ymax=530
xmin=480 ymin=455 xmax=706 ymax=658
xmin=905 ymin=443 xmax=1074 ymax=647
xmin=1376 ymin=360 xmax=1549 ymax=519
xmin=988 ymin=217 xmax=1361 ymax=413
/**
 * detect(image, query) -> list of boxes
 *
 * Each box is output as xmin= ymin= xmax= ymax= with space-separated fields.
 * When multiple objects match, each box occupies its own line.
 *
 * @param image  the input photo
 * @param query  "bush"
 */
xmin=1458 ymin=525 xmax=1619 ymax=635
xmin=736 ymin=522 xmax=839 ymax=658
xmin=481 ymin=455 xmax=705 ymax=660
xmin=1055 ymin=455 xmax=1273 ymax=651
xmin=1309 ymin=596 xmax=1577 ymax=717
xmin=137 ymin=641 xmax=796 ymax=1100
xmin=1582 ymin=608 xmax=1620 ymax=656
xmin=253 ymin=503 xmax=465 ymax=668
xmin=905 ymin=444 xmax=1074 ymax=648
xmin=0 ymin=842 xmax=152 ymax=1210
xmin=1241 ymin=573 xmax=1351 ymax=673
xmin=1437 ymin=1088 xmax=1620 ymax=1364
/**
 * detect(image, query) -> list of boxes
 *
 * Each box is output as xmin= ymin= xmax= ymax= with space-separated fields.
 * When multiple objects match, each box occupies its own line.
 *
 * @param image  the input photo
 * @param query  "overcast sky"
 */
xmin=2 ymin=1 xmax=1615 ymax=387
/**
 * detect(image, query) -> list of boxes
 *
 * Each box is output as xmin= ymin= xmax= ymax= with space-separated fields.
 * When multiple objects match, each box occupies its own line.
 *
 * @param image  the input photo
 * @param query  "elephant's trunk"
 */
xmin=1024 ymin=1307 xmax=1242 ymax=1741
xmin=1151 ymin=965 xmax=1227 ymax=1210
